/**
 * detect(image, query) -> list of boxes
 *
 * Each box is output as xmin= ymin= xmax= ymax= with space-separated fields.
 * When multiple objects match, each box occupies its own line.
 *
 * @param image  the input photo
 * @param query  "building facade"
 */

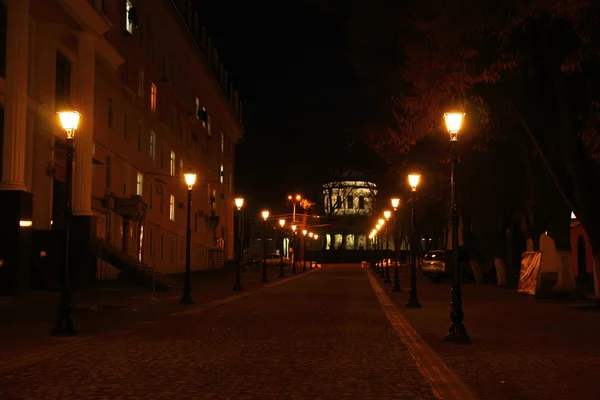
xmin=321 ymin=179 xmax=377 ymax=250
xmin=0 ymin=0 xmax=243 ymax=294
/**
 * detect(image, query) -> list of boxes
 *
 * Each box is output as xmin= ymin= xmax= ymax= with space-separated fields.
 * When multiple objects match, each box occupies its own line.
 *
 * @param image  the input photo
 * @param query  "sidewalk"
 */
xmin=0 ymin=264 xmax=310 ymax=367
xmin=372 ymin=265 xmax=600 ymax=400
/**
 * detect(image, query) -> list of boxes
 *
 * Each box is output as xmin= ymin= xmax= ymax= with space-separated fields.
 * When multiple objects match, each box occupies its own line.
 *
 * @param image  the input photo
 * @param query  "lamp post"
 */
xmin=288 ymin=194 xmax=302 ymax=223
xmin=390 ymin=198 xmax=402 ymax=292
xmin=52 ymin=109 xmax=81 ymax=336
xmin=302 ymin=229 xmax=308 ymax=272
xmin=375 ymin=224 xmax=382 ymax=274
xmin=313 ymin=234 xmax=318 ymax=268
xmin=377 ymin=218 xmax=385 ymax=278
xmin=180 ymin=170 xmax=197 ymax=304
xmin=291 ymin=224 xmax=297 ymax=274
xmin=383 ymin=210 xmax=392 ymax=283
xmin=308 ymin=232 xmax=314 ymax=269
xmin=233 ymin=197 xmax=244 ymax=291
xmin=444 ymin=112 xmax=470 ymax=342
xmin=279 ymin=219 xmax=286 ymax=278
xmin=261 ymin=210 xmax=270 ymax=283
xmin=406 ymin=174 xmax=422 ymax=308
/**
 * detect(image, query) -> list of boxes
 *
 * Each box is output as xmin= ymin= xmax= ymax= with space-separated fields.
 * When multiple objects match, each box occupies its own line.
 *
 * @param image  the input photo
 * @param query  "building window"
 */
xmin=347 ymin=196 xmax=354 ymax=209
xmin=123 ymin=163 xmax=128 ymax=196
xmin=149 ymin=183 xmax=154 ymax=210
xmin=55 ymin=52 xmax=71 ymax=109
xmin=170 ymin=108 xmax=176 ymax=132
xmin=179 ymin=159 xmax=183 ymax=175
xmin=160 ymin=232 xmax=164 ymax=259
xmin=138 ymin=70 xmax=144 ymax=99
xmin=335 ymin=196 xmax=341 ymax=209
xmin=0 ymin=2 xmax=6 ymax=78
xmin=358 ymin=196 xmax=365 ymax=210
xmin=220 ymin=164 xmax=224 ymax=184
xmin=159 ymin=186 xmax=163 ymax=214
xmin=106 ymin=156 xmax=112 ymax=188
xmin=170 ymin=151 xmax=175 ymax=176
xmin=149 ymin=131 xmax=155 ymax=160
xmin=160 ymin=145 xmax=164 ymax=169
xmin=136 ymin=172 xmax=143 ymax=196
xmin=169 ymin=195 xmax=175 ymax=221
xmin=125 ymin=0 xmax=134 ymax=34
xmin=108 ymin=98 xmax=113 ymax=128
xmin=171 ymin=236 xmax=176 ymax=262
xmin=123 ymin=112 xmax=129 ymax=141
xmin=137 ymin=124 xmax=142 ymax=151
xmin=221 ymin=132 xmax=225 ymax=153
xmin=207 ymin=115 xmax=212 ymax=137
xmin=149 ymin=228 xmax=154 ymax=257
xmin=150 ymin=82 xmax=157 ymax=111
xmin=195 ymin=97 xmax=200 ymax=120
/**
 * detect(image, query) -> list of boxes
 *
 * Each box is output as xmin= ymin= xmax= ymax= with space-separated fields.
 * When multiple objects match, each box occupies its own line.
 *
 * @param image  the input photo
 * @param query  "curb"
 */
xmin=365 ymin=267 xmax=476 ymax=400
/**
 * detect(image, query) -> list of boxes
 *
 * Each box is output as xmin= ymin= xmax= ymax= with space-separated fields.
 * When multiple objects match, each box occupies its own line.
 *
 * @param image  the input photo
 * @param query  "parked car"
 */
xmin=421 ymin=250 xmax=473 ymax=282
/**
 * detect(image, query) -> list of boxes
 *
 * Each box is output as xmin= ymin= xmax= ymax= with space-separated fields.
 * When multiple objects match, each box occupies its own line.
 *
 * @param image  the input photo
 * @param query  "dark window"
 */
xmin=123 ymin=112 xmax=128 ymax=140
xmin=108 ymin=98 xmax=113 ymax=128
xmin=149 ymin=228 xmax=153 ymax=257
xmin=347 ymin=196 xmax=354 ymax=209
xmin=358 ymin=196 xmax=365 ymax=209
xmin=137 ymin=124 xmax=142 ymax=150
xmin=106 ymin=156 xmax=112 ymax=188
xmin=55 ymin=52 xmax=72 ymax=109
xmin=149 ymin=183 xmax=153 ymax=209
xmin=0 ymin=2 xmax=6 ymax=78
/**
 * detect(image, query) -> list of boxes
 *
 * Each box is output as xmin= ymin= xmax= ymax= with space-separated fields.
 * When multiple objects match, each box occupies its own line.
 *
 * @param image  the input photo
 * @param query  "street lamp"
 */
xmin=278 ymin=219 xmax=285 ymax=278
xmin=52 ymin=109 xmax=81 ymax=336
xmin=313 ymin=234 xmax=319 ymax=268
xmin=233 ymin=197 xmax=245 ymax=291
xmin=406 ymin=173 xmax=421 ymax=308
xmin=377 ymin=218 xmax=386 ymax=278
xmin=308 ymin=232 xmax=314 ymax=269
xmin=383 ymin=210 xmax=392 ymax=283
xmin=444 ymin=111 xmax=470 ymax=342
xmin=261 ymin=210 xmax=270 ymax=283
xmin=302 ymin=229 xmax=308 ymax=272
xmin=288 ymin=194 xmax=302 ymax=223
xmin=291 ymin=224 xmax=297 ymax=274
xmin=390 ymin=198 xmax=402 ymax=292
xmin=180 ymin=169 xmax=197 ymax=304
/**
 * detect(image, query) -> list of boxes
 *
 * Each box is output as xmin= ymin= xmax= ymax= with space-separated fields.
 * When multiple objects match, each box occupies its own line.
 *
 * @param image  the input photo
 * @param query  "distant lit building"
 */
xmin=0 ymin=0 xmax=243 ymax=294
xmin=321 ymin=175 xmax=377 ymax=250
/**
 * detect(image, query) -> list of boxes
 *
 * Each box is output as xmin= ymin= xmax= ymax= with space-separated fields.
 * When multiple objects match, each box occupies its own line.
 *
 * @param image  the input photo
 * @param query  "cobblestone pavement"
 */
xmin=0 ymin=265 xmax=439 ymax=400
xmin=0 ymin=265 xmax=305 ymax=368
xmin=375 ymin=264 xmax=600 ymax=400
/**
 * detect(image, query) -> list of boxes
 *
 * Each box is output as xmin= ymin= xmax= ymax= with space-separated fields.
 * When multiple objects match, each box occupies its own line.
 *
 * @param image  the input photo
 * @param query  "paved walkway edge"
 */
xmin=365 ymin=267 xmax=477 ymax=400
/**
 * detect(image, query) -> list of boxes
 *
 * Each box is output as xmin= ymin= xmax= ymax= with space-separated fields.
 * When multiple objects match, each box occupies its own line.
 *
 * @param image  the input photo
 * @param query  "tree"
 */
xmin=341 ymin=0 xmax=600 ymax=292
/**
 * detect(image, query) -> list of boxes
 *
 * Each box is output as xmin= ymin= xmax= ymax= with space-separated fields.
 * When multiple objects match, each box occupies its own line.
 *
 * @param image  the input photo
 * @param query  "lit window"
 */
xmin=207 ymin=115 xmax=212 ymax=137
xmin=195 ymin=97 xmax=200 ymax=119
xmin=170 ymin=151 xmax=175 ymax=176
xmin=136 ymin=172 xmax=143 ymax=196
xmin=169 ymin=195 xmax=175 ymax=221
xmin=138 ymin=70 xmax=144 ymax=98
xmin=150 ymin=82 xmax=157 ymax=111
xmin=221 ymin=132 xmax=224 ymax=153
xmin=125 ymin=0 xmax=134 ymax=34
xmin=219 ymin=164 xmax=224 ymax=184
xmin=179 ymin=158 xmax=183 ymax=174
xmin=149 ymin=131 xmax=155 ymax=160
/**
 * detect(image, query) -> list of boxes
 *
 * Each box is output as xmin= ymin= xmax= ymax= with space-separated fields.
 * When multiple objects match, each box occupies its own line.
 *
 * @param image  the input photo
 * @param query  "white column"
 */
xmin=72 ymin=32 xmax=96 ymax=216
xmin=0 ymin=0 xmax=29 ymax=191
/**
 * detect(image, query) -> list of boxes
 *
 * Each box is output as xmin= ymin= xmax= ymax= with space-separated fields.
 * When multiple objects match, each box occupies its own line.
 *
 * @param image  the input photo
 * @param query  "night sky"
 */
xmin=194 ymin=1 xmax=379 ymax=211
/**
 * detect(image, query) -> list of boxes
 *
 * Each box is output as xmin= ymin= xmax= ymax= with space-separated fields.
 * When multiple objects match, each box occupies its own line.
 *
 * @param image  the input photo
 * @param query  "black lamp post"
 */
xmin=384 ymin=211 xmax=392 ymax=283
xmin=406 ymin=174 xmax=422 ymax=308
xmin=52 ymin=110 xmax=81 ymax=336
xmin=302 ymin=230 xmax=307 ymax=272
xmin=233 ymin=197 xmax=244 ymax=291
xmin=291 ymin=225 xmax=297 ymax=274
xmin=308 ymin=232 xmax=313 ymax=269
xmin=261 ymin=210 xmax=270 ymax=283
xmin=180 ymin=169 xmax=197 ymax=304
xmin=312 ymin=234 xmax=319 ymax=268
xmin=391 ymin=198 xmax=402 ymax=292
xmin=444 ymin=112 xmax=470 ymax=343
xmin=278 ymin=219 xmax=286 ymax=278
xmin=378 ymin=219 xmax=385 ymax=278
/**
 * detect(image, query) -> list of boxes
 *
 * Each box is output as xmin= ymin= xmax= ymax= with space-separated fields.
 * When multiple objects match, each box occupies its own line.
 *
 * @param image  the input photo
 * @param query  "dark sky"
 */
xmin=194 ymin=1 xmax=380 ymax=211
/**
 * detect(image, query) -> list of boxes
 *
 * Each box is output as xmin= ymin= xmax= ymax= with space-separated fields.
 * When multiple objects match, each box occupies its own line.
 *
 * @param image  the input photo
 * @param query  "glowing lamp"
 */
xmin=391 ymin=198 xmax=400 ymax=209
xmin=302 ymin=229 xmax=307 ymax=236
xmin=444 ymin=112 xmax=465 ymax=141
xmin=234 ymin=197 xmax=244 ymax=210
xmin=295 ymin=194 xmax=301 ymax=201
xmin=383 ymin=210 xmax=391 ymax=220
xmin=314 ymin=234 xmax=318 ymax=240
xmin=309 ymin=232 xmax=313 ymax=238
xmin=378 ymin=218 xmax=384 ymax=226
xmin=279 ymin=219 xmax=285 ymax=227
xmin=183 ymin=170 xmax=196 ymax=189
xmin=261 ymin=210 xmax=269 ymax=220
xmin=408 ymin=174 xmax=421 ymax=192
xmin=57 ymin=110 xmax=81 ymax=138
xmin=291 ymin=224 xmax=297 ymax=232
